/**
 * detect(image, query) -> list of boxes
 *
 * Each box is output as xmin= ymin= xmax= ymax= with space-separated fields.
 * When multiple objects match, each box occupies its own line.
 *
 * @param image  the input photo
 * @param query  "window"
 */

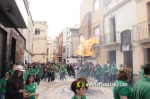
xmin=35 ymin=28 xmax=40 ymax=35
xmin=93 ymin=0 xmax=99 ymax=12
xmin=94 ymin=26 xmax=100 ymax=43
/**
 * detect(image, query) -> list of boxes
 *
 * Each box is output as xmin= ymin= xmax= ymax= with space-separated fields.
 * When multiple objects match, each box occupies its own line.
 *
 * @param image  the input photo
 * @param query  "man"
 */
xmin=132 ymin=64 xmax=150 ymax=99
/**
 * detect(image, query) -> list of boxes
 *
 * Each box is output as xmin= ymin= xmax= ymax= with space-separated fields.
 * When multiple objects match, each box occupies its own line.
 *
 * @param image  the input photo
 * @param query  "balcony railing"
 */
xmin=104 ymin=31 xmax=120 ymax=45
xmin=132 ymin=20 xmax=150 ymax=43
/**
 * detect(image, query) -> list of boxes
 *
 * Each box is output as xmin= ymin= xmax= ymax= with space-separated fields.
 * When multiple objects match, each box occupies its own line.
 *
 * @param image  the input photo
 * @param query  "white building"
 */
xmin=23 ymin=12 xmax=34 ymax=64
xmin=61 ymin=27 xmax=80 ymax=64
xmin=104 ymin=0 xmax=137 ymax=67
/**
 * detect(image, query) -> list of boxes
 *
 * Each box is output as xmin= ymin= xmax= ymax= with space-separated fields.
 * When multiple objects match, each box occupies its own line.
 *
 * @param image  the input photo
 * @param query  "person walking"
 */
xmin=5 ymin=65 xmax=26 ymax=99
xmin=0 ymin=72 xmax=9 ymax=99
xmin=24 ymin=74 xmax=39 ymax=99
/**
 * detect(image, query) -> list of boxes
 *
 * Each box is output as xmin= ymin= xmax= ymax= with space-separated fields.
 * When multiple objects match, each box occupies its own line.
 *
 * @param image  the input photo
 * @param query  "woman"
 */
xmin=5 ymin=65 xmax=26 ymax=99
xmin=0 ymin=72 xmax=9 ymax=99
xmin=71 ymin=79 xmax=87 ymax=99
xmin=113 ymin=66 xmax=133 ymax=99
xmin=24 ymin=74 xmax=39 ymax=99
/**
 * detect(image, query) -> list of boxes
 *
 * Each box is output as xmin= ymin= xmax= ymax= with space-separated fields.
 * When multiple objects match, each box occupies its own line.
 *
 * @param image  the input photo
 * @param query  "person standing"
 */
xmin=111 ymin=65 xmax=118 ymax=83
xmin=24 ymin=74 xmax=39 ymax=99
xmin=8 ymin=64 xmax=15 ymax=77
xmin=96 ymin=64 xmax=102 ymax=82
xmin=103 ymin=64 xmax=109 ymax=83
xmin=0 ymin=72 xmax=9 ymax=99
xmin=132 ymin=64 xmax=150 ymax=99
xmin=5 ymin=65 xmax=26 ymax=99
xmin=113 ymin=66 xmax=132 ymax=99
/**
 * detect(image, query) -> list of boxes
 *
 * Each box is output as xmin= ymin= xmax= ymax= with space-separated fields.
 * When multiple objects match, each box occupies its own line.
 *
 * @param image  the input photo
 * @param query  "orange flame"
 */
xmin=75 ymin=36 xmax=98 ymax=56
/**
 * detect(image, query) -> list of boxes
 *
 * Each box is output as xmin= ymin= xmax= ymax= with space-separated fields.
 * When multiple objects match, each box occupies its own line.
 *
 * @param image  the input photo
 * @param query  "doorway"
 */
xmin=11 ymin=37 xmax=16 ymax=64
xmin=108 ymin=50 xmax=116 ymax=65
xmin=0 ymin=28 xmax=7 ymax=78
xmin=124 ymin=51 xmax=133 ymax=68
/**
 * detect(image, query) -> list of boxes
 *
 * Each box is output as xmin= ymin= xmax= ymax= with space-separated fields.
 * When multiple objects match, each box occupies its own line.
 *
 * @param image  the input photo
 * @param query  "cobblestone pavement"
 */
xmin=36 ymin=76 xmax=113 ymax=99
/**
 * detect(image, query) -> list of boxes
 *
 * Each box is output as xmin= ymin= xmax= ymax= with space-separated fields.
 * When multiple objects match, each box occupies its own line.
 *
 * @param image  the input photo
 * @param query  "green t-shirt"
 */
xmin=71 ymin=95 xmax=86 ymax=99
xmin=9 ymin=69 xmax=14 ymax=76
xmin=37 ymin=66 xmax=42 ymax=77
xmin=140 ymin=69 xmax=144 ymax=77
xmin=111 ymin=67 xmax=118 ymax=75
xmin=24 ymin=83 xmax=37 ymax=99
xmin=113 ymin=80 xmax=132 ymax=99
xmin=0 ymin=78 xmax=7 ymax=93
xmin=28 ymin=69 xmax=36 ymax=75
xmin=103 ymin=66 xmax=109 ymax=75
xmin=23 ymin=71 xmax=29 ymax=81
xmin=132 ymin=76 xmax=150 ymax=99
xmin=96 ymin=66 xmax=102 ymax=74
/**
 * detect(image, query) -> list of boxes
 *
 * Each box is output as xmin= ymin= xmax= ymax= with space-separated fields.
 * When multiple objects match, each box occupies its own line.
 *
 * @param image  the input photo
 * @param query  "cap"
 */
xmin=14 ymin=65 xmax=25 ymax=72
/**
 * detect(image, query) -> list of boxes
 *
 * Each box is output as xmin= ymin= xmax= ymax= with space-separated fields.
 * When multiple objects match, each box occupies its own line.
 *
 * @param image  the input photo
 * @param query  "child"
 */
xmin=71 ymin=78 xmax=87 ymax=99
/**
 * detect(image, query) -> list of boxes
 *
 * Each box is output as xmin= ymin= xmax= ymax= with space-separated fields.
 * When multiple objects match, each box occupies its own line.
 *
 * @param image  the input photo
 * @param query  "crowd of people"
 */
xmin=0 ymin=62 xmax=76 ymax=99
xmin=71 ymin=63 xmax=150 ymax=99
xmin=0 ymin=61 xmax=149 ymax=99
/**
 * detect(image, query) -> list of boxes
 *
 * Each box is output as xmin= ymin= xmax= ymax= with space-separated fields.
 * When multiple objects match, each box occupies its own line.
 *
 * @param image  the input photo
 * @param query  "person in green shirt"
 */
xmin=24 ymin=74 xmax=39 ymax=99
xmin=71 ymin=78 xmax=87 ymax=99
xmin=103 ymin=64 xmax=109 ymax=83
xmin=132 ymin=64 xmax=150 ymax=99
xmin=111 ymin=65 xmax=118 ymax=83
xmin=139 ymin=64 xmax=144 ymax=77
xmin=0 ymin=72 xmax=9 ymax=99
xmin=113 ymin=66 xmax=132 ymax=99
xmin=96 ymin=64 xmax=102 ymax=82
xmin=8 ymin=64 xmax=15 ymax=77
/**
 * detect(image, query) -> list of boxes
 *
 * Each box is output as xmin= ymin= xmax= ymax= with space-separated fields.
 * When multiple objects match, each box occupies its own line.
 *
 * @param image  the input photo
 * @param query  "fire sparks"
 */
xmin=75 ymin=36 xmax=98 ymax=56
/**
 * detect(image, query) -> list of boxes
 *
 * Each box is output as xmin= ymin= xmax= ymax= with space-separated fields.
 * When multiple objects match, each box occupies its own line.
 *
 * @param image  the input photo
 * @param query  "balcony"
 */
xmin=132 ymin=20 xmax=150 ymax=43
xmin=103 ymin=31 xmax=121 ymax=47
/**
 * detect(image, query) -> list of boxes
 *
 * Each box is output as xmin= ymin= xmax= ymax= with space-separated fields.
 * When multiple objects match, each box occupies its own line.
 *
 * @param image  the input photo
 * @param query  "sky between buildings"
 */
xmin=30 ymin=0 xmax=81 ymax=39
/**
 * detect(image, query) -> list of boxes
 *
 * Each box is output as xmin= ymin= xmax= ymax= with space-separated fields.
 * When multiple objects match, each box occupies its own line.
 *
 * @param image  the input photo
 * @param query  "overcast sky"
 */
xmin=30 ymin=0 xmax=81 ymax=39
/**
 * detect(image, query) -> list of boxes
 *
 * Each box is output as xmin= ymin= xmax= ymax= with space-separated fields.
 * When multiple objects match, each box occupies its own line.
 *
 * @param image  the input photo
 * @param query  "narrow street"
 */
xmin=36 ymin=76 xmax=113 ymax=99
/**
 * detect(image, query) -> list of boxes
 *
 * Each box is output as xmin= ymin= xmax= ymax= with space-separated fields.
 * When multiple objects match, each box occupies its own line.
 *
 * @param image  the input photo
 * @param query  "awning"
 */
xmin=0 ymin=0 xmax=27 ymax=28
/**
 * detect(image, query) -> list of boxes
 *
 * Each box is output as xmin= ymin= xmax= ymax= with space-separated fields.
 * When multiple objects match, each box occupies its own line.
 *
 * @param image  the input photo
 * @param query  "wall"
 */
xmin=104 ymin=0 xmax=137 ymax=33
xmin=136 ymin=0 xmax=150 ymax=22
xmin=32 ymin=21 xmax=48 ymax=62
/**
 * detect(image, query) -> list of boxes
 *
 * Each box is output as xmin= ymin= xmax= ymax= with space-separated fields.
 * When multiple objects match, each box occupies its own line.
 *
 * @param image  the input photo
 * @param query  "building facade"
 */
xmin=23 ymin=11 xmax=34 ymax=64
xmin=65 ymin=28 xmax=79 ymax=64
xmin=55 ymin=33 xmax=63 ymax=63
xmin=32 ymin=21 xmax=48 ymax=63
xmin=0 ymin=0 xmax=28 ymax=77
xmin=80 ymin=0 xmax=105 ymax=65
xmin=132 ymin=0 xmax=150 ymax=83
